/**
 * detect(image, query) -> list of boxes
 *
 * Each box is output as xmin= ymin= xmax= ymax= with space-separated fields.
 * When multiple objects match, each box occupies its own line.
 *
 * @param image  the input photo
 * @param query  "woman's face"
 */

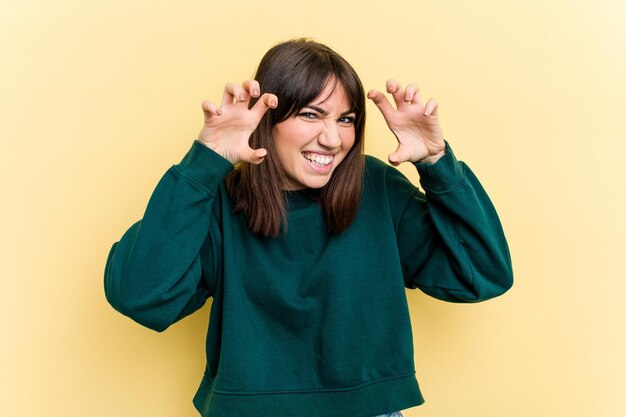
xmin=273 ymin=80 xmax=356 ymax=190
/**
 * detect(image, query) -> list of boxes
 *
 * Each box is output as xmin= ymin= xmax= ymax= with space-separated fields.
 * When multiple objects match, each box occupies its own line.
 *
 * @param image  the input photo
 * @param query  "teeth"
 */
xmin=302 ymin=152 xmax=333 ymax=167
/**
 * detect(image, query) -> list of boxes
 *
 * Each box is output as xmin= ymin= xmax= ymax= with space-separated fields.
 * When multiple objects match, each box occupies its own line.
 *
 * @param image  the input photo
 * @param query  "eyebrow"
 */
xmin=303 ymin=105 xmax=356 ymax=116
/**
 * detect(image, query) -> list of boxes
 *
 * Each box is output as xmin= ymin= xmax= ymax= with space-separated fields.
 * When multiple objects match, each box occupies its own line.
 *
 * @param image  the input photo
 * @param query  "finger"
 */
xmin=250 ymin=93 xmax=278 ymax=118
xmin=388 ymin=145 xmax=413 ymax=166
xmin=367 ymin=89 xmax=396 ymax=120
xmin=201 ymin=99 xmax=222 ymax=118
xmin=223 ymin=82 xmax=247 ymax=107
xmin=242 ymin=147 xmax=268 ymax=165
xmin=386 ymin=79 xmax=407 ymax=109
xmin=423 ymin=98 xmax=439 ymax=116
xmin=404 ymin=83 xmax=423 ymax=108
xmin=242 ymin=79 xmax=261 ymax=98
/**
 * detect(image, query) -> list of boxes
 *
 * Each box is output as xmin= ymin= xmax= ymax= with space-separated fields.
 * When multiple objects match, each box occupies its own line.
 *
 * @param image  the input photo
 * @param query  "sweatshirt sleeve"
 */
xmin=104 ymin=140 xmax=234 ymax=331
xmin=389 ymin=141 xmax=513 ymax=302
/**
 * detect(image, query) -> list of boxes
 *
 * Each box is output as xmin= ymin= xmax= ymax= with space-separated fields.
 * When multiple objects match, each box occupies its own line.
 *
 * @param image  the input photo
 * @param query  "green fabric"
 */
xmin=104 ymin=140 xmax=513 ymax=417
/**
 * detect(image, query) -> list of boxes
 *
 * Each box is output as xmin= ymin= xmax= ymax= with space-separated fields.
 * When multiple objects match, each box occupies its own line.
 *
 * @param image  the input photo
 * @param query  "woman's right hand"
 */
xmin=197 ymin=80 xmax=277 ymax=165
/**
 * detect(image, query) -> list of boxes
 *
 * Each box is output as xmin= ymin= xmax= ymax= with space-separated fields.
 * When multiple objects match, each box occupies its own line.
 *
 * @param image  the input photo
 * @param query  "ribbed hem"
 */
xmin=413 ymin=141 xmax=465 ymax=193
xmin=193 ymin=373 xmax=424 ymax=417
xmin=174 ymin=140 xmax=234 ymax=194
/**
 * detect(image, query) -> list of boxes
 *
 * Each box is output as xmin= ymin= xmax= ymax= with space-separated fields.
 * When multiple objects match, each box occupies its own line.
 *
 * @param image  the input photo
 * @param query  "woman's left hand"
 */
xmin=368 ymin=80 xmax=446 ymax=165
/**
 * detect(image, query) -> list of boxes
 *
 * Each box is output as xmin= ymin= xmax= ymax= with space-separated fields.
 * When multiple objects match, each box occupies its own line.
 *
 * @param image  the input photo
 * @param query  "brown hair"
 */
xmin=226 ymin=39 xmax=366 ymax=238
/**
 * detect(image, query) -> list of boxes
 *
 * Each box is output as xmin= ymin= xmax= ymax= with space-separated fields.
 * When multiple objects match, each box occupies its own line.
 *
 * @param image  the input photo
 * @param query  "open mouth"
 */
xmin=302 ymin=152 xmax=334 ymax=168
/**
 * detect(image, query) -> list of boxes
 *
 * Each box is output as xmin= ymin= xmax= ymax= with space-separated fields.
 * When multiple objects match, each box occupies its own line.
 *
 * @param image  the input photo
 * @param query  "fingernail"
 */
xmin=269 ymin=100 xmax=276 ymax=107
xmin=252 ymin=88 xmax=259 ymax=96
xmin=238 ymin=94 xmax=245 ymax=101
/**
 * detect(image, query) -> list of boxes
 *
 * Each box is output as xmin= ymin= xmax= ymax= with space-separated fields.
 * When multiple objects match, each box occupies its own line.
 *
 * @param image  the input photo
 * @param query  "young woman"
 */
xmin=105 ymin=39 xmax=513 ymax=417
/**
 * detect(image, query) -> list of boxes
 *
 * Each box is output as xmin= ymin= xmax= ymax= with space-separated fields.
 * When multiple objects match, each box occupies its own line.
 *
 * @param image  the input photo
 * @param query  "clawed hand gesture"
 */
xmin=368 ymin=80 xmax=446 ymax=165
xmin=197 ymin=80 xmax=277 ymax=165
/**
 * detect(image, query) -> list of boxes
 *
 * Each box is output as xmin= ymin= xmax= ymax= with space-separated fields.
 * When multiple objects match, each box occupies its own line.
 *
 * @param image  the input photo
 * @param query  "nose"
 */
xmin=318 ymin=121 xmax=342 ymax=150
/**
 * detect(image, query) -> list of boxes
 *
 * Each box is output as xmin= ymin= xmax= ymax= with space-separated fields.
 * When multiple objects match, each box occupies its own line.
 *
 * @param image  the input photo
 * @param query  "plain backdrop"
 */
xmin=1 ymin=0 xmax=625 ymax=416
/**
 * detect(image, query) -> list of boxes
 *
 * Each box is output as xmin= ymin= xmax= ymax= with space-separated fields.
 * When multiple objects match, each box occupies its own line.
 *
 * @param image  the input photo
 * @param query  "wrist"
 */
xmin=195 ymin=139 xmax=237 ymax=164
xmin=418 ymin=149 xmax=446 ymax=164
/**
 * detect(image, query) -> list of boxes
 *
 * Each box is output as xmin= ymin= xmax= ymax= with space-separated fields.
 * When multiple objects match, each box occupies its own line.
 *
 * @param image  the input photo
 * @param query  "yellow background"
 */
xmin=2 ymin=0 xmax=625 ymax=416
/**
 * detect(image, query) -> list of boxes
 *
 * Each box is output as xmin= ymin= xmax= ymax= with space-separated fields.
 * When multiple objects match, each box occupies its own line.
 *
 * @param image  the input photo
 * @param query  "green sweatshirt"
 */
xmin=104 ymin=140 xmax=513 ymax=417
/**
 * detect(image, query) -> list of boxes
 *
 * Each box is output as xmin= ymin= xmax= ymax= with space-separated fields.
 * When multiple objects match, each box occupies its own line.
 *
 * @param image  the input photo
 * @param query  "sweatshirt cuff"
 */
xmin=413 ymin=141 xmax=465 ymax=193
xmin=174 ymin=140 xmax=235 ymax=193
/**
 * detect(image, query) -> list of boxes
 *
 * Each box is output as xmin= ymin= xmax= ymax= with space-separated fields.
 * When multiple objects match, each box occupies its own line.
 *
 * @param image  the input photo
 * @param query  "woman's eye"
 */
xmin=339 ymin=116 xmax=355 ymax=125
xmin=299 ymin=112 xmax=318 ymax=120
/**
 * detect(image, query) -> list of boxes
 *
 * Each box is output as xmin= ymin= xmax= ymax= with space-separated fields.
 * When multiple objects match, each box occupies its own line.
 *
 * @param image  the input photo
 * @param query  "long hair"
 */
xmin=226 ymin=39 xmax=366 ymax=238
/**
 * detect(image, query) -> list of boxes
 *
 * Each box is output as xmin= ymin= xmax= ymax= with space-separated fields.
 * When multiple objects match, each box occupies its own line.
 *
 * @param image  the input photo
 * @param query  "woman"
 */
xmin=105 ymin=39 xmax=513 ymax=417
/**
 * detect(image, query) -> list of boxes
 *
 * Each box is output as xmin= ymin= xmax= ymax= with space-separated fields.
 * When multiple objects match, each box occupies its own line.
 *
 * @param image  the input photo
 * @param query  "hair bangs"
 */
xmin=271 ymin=54 xmax=336 ymax=124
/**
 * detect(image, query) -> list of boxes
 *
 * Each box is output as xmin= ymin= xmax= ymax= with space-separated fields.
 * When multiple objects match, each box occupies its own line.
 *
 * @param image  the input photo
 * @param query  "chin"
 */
xmin=288 ymin=174 xmax=333 ymax=190
xmin=302 ymin=180 xmax=330 ymax=190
